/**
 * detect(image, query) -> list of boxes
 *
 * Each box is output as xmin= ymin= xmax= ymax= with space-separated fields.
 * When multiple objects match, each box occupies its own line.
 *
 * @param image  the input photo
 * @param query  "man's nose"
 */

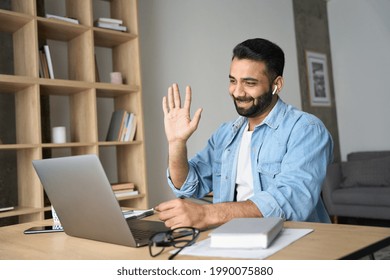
xmin=231 ymin=83 xmax=245 ymax=97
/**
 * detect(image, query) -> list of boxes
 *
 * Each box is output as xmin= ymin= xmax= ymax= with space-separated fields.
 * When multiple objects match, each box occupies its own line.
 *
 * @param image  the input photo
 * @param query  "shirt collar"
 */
xmin=261 ymin=98 xmax=286 ymax=130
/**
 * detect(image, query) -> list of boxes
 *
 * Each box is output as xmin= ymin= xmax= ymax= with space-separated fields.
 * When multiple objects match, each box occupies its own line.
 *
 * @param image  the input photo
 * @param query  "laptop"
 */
xmin=32 ymin=154 xmax=169 ymax=247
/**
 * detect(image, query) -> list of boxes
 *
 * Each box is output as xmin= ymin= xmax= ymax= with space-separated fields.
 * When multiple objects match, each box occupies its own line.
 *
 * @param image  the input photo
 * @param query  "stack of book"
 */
xmin=39 ymin=45 xmax=54 ymax=79
xmin=95 ymin=17 xmax=127 ymax=32
xmin=111 ymin=182 xmax=138 ymax=198
xmin=106 ymin=109 xmax=137 ymax=142
xmin=45 ymin=14 xmax=79 ymax=25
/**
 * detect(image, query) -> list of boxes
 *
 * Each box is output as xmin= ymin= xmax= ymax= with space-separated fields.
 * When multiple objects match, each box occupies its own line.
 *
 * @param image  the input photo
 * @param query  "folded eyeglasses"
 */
xmin=148 ymin=227 xmax=200 ymax=260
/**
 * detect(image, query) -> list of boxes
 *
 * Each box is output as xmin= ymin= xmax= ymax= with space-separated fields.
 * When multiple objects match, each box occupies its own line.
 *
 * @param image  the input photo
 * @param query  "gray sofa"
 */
xmin=322 ymin=151 xmax=390 ymax=221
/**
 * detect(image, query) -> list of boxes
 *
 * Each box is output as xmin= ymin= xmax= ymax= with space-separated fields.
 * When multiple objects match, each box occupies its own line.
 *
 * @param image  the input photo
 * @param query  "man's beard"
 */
xmin=232 ymin=87 xmax=274 ymax=118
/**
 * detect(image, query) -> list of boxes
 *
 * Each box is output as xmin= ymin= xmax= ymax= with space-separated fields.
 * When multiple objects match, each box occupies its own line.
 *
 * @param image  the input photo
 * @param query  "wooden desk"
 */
xmin=0 ymin=219 xmax=389 ymax=260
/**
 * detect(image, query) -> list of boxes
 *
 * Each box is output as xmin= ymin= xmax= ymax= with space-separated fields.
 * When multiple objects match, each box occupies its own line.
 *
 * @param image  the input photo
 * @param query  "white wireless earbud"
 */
xmin=272 ymin=85 xmax=278 ymax=95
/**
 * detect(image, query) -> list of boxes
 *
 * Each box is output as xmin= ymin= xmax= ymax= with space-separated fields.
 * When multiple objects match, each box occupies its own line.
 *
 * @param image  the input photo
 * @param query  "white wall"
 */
xmin=138 ymin=0 xmax=301 ymax=206
xmin=328 ymin=0 xmax=390 ymax=160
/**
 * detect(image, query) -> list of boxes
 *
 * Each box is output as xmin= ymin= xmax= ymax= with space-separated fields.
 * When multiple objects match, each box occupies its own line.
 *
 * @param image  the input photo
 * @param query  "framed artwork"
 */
xmin=305 ymin=51 xmax=331 ymax=106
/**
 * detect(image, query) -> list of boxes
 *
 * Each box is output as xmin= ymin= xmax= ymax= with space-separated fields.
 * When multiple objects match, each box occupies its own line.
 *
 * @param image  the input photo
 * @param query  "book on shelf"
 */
xmin=94 ymin=55 xmax=100 ymax=82
xmin=95 ymin=22 xmax=127 ymax=32
xmin=94 ymin=17 xmax=127 ymax=32
xmin=43 ymin=45 xmax=55 ymax=79
xmin=111 ymin=182 xmax=135 ymax=191
xmin=97 ymin=17 xmax=123 ymax=25
xmin=209 ymin=217 xmax=283 ymax=249
xmin=112 ymin=182 xmax=138 ymax=198
xmin=106 ymin=110 xmax=137 ymax=142
xmin=106 ymin=109 xmax=127 ymax=141
xmin=114 ymin=189 xmax=139 ymax=198
xmin=45 ymin=14 xmax=79 ymax=24
xmin=122 ymin=113 xmax=137 ymax=142
xmin=38 ymin=51 xmax=44 ymax=78
xmin=0 ymin=206 xmax=15 ymax=212
xmin=39 ymin=50 xmax=50 ymax=78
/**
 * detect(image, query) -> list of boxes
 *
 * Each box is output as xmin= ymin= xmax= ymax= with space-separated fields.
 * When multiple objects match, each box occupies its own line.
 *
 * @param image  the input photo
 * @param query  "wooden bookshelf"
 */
xmin=0 ymin=0 xmax=148 ymax=224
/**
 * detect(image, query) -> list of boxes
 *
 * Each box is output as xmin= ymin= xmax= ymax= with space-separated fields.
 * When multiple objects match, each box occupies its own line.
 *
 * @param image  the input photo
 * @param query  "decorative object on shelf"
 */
xmin=110 ymin=72 xmax=123 ymax=84
xmin=51 ymin=126 xmax=66 ymax=143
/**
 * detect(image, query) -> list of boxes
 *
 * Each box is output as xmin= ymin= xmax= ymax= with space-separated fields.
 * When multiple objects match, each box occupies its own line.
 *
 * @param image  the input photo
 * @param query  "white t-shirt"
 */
xmin=235 ymin=127 xmax=254 ymax=201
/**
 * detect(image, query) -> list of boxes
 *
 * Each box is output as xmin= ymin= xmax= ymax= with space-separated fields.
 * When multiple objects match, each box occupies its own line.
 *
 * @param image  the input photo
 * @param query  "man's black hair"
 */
xmin=232 ymin=38 xmax=285 ymax=81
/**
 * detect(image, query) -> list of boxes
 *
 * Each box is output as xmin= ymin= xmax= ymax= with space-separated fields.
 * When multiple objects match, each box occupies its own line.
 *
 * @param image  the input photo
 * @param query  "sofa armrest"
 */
xmin=322 ymin=162 xmax=342 ymax=215
xmin=323 ymin=163 xmax=342 ymax=192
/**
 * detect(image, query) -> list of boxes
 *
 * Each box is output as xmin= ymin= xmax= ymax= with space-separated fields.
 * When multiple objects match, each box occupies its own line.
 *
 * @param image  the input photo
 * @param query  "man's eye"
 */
xmin=229 ymin=79 xmax=236 ymax=84
xmin=245 ymin=81 xmax=257 ymax=86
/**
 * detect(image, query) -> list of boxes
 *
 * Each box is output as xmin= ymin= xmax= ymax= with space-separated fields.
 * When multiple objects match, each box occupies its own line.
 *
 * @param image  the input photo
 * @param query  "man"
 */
xmin=156 ymin=38 xmax=333 ymax=229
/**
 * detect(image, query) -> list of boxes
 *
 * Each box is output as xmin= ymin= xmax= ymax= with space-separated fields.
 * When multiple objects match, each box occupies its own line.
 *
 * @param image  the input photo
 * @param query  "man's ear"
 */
xmin=273 ymin=76 xmax=284 ymax=94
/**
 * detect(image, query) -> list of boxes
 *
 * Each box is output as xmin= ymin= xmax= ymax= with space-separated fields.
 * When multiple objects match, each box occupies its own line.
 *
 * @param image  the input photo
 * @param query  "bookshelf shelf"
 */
xmin=39 ymin=80 xmax=92 ymax=96
xmin=37 ymin=18 xmax=88 ymax=41
xmin=0 ymin=0 xmax=148 ymax=225
xmin=98 ymin=140 xmax=142 ymax=147
xmin=0 ymin=9 xmax=33 ymax=32
xmin=0 ymin=144 xmax=38 ymax=150
xmin=0 ymin=206 xmax=51 ymax=219
xmin=41 ymin=143 xmax=97 ymax=148
xmin=93 ymin=29 xmax=137 ymax=47
xmin=0 ymin=75 xmax=37 ymax=91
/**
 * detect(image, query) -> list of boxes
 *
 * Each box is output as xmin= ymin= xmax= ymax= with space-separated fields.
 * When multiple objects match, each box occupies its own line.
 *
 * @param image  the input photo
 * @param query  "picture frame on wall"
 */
xmin=305 ymin=51 xmax=331 ymax=107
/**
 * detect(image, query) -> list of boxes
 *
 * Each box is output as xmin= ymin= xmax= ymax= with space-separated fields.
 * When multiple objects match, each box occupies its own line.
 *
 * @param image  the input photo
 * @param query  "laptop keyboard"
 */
xmin=131 ymin=228 xmax=156 ymax=240
xmin=126 ymin=219 xmax=168 ymax=242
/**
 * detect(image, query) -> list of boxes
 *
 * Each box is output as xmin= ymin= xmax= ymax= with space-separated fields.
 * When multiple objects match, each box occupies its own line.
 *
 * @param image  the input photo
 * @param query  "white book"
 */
xmin=0 ymin=206 xmax=15 ymax=212
xmin=120 ymin=113 xmax=131 ymax=141
xmin=114 ymin=190 xmax=139 ymax=198
xmin=124 ymin=113 xmax=137 ymax=141
xmin=43 ymin=45 xmax=55 ymax=79
xmin=118 ymin=112 xmax=130 ymax=141
xmin=96 ymin=22 xmax=127 ymax=32
xmin=46 ymin=14 xmax=79 ymax=24
xmin=97 ymin=17 xmax=123 ymax=25
xmin=209 ymin=217 xmax=283 ymax=249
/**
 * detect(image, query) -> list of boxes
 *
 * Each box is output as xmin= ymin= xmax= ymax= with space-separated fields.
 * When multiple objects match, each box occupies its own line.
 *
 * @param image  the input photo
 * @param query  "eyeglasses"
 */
xmin=148 ymin=227 xmax=200 ymax=260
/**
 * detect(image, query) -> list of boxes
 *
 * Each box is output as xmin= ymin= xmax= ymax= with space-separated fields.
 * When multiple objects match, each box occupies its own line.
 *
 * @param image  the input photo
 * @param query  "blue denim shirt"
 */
xmin=167 ymin=98 xmax=333 ymax=223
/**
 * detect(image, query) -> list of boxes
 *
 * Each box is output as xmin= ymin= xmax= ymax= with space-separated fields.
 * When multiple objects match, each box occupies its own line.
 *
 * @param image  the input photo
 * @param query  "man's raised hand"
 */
xmin=162 ymin=83 xmax=202 ymax=143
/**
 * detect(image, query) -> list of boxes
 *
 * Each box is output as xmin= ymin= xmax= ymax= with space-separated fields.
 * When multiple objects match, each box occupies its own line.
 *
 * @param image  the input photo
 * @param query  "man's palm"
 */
xmin=162 ymin=84 xmax=202 ymax=143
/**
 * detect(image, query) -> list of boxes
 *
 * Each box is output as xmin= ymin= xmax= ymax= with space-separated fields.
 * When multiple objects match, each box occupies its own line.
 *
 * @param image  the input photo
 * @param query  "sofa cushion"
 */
xmin=340 ymin=156 xmax=390 ymax=187
xmin=347 ymin=151 xmax=390 ymax=161
xmin=332 ymin=186 xmax=390 ymax=207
